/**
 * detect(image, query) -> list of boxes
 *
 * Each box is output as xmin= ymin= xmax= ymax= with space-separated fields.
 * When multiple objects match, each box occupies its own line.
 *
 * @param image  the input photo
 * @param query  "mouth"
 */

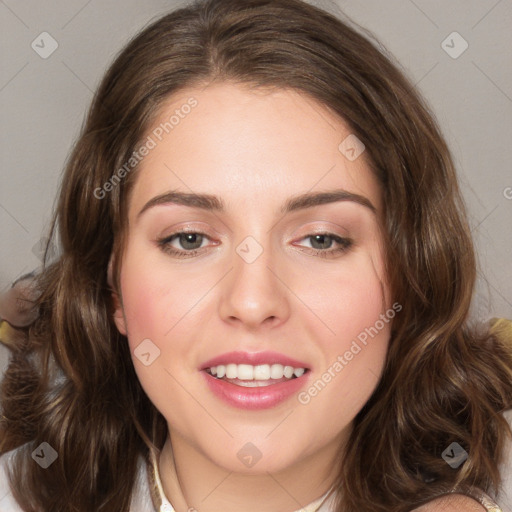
xmin=199 ymin=351 xmax=311 ymax=409
xmin=204 ymin=363 xmax=308 ymax=387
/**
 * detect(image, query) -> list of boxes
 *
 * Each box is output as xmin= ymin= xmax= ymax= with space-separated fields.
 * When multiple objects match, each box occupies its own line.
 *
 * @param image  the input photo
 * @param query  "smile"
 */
xmin=206 ymin=363 xmax=306 ymax=382
xmin=200 ymin=353 xmax=311 ymax=410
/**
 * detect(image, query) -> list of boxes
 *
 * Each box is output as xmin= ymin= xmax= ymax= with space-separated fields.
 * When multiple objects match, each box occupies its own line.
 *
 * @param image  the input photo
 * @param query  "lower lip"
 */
xmin=202 ymin=371 xmax=309 ymax=410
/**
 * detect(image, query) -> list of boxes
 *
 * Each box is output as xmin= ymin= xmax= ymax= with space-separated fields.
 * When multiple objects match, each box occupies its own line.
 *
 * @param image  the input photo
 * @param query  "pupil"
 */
xmin=181 ymin=233 xmax=202 ymax=250
xmin=312 ymin=234 xmax=331 ymax=249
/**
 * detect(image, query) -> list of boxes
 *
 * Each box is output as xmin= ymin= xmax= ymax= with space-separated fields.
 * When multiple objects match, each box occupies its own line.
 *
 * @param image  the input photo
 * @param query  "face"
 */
xmin=110 ymin=81 xmax=394 ymax=474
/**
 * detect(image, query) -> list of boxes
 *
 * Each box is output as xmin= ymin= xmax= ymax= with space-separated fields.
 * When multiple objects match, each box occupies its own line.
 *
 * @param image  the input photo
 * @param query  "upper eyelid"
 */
xmin=159 ymin=218 xmax=352 ymax=238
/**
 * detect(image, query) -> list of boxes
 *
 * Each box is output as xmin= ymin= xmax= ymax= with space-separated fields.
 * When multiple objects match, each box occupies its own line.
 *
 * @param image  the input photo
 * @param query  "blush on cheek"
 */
xmin=120 ymin=280 xmax=164 ymax=349
xmin=327 ymin=271 xmax=387 ymax=345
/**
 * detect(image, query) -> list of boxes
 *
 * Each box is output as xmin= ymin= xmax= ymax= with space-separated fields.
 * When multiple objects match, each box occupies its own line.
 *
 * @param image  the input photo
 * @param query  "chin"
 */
xmin=198 ymin=434 xmax=314 ymax=475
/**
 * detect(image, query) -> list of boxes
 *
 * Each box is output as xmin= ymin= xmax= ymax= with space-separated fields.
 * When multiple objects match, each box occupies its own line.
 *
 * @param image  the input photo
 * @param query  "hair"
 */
xmin=1 ymin=0 xmax=511 ymax=510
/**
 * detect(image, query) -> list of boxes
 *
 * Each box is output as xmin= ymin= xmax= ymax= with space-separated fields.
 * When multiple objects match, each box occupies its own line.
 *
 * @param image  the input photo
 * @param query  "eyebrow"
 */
xmin=137 ymin=188 xmax=376 ymax=220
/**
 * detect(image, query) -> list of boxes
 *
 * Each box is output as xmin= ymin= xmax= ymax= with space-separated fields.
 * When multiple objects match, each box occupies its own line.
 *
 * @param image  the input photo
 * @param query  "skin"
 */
xmin=110 ymin=81 xmax=400 ymax=512
xmin=414 ymin=495 xmax=486 ymax=511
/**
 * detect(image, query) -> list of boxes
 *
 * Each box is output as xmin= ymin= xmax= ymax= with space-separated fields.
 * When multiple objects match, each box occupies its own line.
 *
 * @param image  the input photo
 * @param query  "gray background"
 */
xmin=1 ymin=0 xmax=511 ymax=374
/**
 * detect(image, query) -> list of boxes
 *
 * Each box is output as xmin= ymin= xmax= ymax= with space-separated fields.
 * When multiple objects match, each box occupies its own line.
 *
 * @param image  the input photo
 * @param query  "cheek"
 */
xmin=120 ymin=275 xmax=163 ymax=347
xmin=300 ymin=250 xmax=388 ymax=345
xmin=118 ymin=244 xmax=186 ymax=343
xmin=117 ymin=247 xmax=208 ymax=383
xmin=120 ymin=243 xmax=181 ymax=358
xmin=294 ymin=250 xmax=391 ymax=417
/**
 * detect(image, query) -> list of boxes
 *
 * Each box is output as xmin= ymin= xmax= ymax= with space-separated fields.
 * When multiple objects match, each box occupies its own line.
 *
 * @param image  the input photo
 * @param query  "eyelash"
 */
xmin=156 ymin=230 xmax=353 ymax=259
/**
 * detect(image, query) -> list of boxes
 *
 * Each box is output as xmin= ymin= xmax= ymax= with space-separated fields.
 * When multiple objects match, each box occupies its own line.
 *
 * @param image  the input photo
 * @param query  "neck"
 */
xmin=158 ymin=429 xmax=343 ymax=512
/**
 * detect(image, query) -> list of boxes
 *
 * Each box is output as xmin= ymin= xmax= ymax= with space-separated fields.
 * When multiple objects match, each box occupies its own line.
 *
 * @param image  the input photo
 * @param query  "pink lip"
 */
xmin=201 ymin=371 xmax=310 ymax=410
xmin=199 ymin=350 xmax=310 ymax=371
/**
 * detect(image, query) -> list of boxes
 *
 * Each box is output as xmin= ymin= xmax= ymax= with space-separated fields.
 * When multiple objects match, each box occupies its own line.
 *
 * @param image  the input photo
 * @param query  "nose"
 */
xmin=218 ymin=239 xmax=290 ymax=330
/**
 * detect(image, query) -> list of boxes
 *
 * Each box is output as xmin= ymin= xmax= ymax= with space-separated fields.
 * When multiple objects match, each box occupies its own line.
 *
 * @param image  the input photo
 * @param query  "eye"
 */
xmin=295 ymin=233 xmax=353 ymax=259
xmin=157 ymin=231 xmax=213 ymax=258
xmin=156 ymin=231 xmax=353 ymax=259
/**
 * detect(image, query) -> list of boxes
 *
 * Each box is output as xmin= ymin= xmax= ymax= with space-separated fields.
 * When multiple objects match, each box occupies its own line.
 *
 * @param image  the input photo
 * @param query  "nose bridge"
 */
xmin=218 ymin=232 xmax=289 ymax=327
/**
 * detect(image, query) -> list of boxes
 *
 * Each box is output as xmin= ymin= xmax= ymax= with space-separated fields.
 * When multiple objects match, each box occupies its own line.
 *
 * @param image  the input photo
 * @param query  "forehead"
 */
xmin=128 ymin=81 xmax=382 ymax=219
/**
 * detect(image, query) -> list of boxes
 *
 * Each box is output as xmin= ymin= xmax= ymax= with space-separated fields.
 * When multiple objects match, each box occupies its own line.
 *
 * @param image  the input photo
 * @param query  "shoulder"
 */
xmin=366 ymin=408 xmax=512 ymax=512
xmin=411 ymin=494 xmax=487 ymax=511
xmin=0 ymin=448 xmax=24 ymax=512
xmin=415 ymin=408 xmax=512 ymax=512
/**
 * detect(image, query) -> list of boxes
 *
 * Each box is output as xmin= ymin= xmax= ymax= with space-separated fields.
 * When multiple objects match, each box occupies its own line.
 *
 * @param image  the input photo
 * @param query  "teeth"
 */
xmin=226 ymin=364 xmax=237 ymax=379
xmin=283 ymin=366 xmax=294 ymax=378
xmin=237 ymin=364 xmax=254 ymax=380
xmin=206 ymin=363 xmax=307 ymax=380
xmin=254 ymin=364 xmax=270 ymax=380
xmin=293 ymin=367 xmax=305 ymax=377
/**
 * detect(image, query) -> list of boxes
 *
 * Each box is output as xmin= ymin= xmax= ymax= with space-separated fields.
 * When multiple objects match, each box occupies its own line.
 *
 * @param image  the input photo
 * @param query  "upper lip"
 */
xmin=199 ymin=351 xmax=310 ymax=371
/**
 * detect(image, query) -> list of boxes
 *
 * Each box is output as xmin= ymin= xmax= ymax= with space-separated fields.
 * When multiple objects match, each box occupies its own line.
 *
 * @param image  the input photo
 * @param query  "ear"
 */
xmin=107 ymin=257 xmax=127 ymax=336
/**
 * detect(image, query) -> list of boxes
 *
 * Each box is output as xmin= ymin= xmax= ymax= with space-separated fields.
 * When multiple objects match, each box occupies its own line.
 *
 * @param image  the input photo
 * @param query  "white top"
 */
xmin=1 ymin=411 xmax=512 ymax=511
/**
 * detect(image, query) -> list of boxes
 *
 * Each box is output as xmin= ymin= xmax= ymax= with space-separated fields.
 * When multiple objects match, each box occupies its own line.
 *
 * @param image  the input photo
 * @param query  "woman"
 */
xmin=1 ymin=0 xmax=511 ymax=510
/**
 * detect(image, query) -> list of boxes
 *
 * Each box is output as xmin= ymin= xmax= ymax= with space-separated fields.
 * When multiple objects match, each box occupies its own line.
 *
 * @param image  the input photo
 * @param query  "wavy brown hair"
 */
xmin=1 ymin=0 xmax=512 ymax=510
